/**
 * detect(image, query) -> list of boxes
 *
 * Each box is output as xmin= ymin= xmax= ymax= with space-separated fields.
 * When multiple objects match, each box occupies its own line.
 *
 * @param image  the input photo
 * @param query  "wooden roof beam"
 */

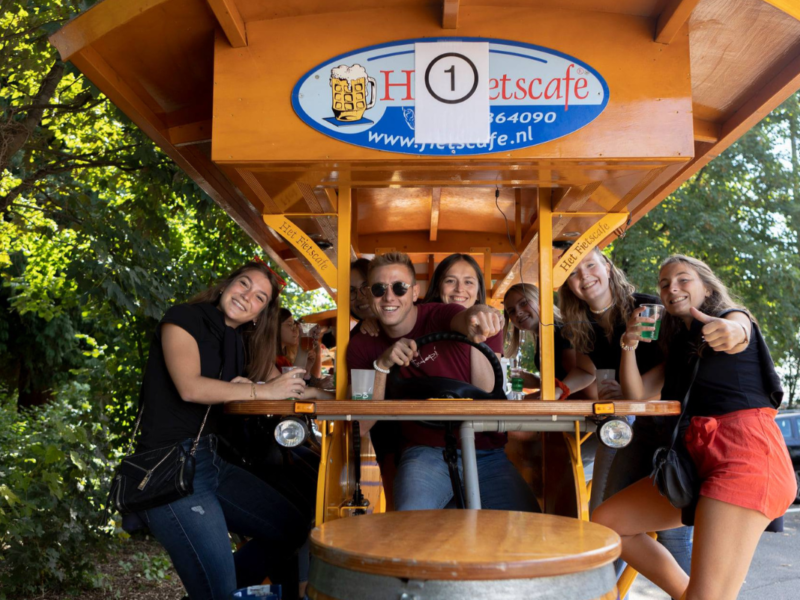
xmin=552 ymin=182 xmax=602 ymax=214
xmin=443 ymin=0 xmax=459 ymax=29
xmin=206 ymin=0 xmax=247 ymax=47
xmin=655 ymin=0 xmax=701 ymax=44
xmin=50 ymin=0 xmax=172 ymax=61
xmin=167 ymin=119 xmax=212 ymax=147
xmin=762 ymin=1 xmax=800 ymax=22
xmin=632 ymin=48 xmax=800 ymax=224
xmin=430 ymin=187 xmax=442 ymax=241
xmin=359 ymin=231 xmax=515 ymax=255
xmin=693 ymin=117 xmax=720 ymax=143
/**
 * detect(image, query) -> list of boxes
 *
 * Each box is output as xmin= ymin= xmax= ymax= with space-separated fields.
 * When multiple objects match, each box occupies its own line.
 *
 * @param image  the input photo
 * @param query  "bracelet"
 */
xmin=735 ymin=321 xmax=750 ymax=347
xmin=554 ymin=378 xmax=570 ymax=400
xmin=373 ymin=360 xmax=391 ymax=374
xmin=620 ymin=336 xmax=639 ymax=352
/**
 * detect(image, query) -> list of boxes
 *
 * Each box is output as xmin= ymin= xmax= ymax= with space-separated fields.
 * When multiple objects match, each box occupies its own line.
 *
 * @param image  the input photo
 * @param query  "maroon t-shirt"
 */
xmin=347 ymin=303 xmax=506 ymax=450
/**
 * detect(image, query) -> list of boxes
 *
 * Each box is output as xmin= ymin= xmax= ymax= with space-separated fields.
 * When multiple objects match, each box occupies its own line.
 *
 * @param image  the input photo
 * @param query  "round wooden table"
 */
xmin=307 ymin=510 xmax=620 ymax=600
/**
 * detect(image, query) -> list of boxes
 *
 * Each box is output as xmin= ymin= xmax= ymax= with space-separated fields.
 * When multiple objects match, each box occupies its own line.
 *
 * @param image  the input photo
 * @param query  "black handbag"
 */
xmin=108 ymin=402 xmax=210 ymax=516
xmin=651 ymin=358 xmax=700 ymax=509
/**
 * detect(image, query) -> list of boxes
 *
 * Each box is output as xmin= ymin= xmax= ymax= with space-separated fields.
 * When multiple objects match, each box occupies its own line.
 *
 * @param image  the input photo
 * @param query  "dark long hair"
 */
xmin=558 ymin=247 xmax=636 ymax=353
xmin=188 ymin=261 xmax=283 ymax=382
xmin=422 ymin=254 xmax=486 ymax=305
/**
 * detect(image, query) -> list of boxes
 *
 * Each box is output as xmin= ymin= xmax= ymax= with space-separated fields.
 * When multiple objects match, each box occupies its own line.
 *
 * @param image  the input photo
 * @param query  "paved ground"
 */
xmin=631 ymin=507 xmax=800 ymax=599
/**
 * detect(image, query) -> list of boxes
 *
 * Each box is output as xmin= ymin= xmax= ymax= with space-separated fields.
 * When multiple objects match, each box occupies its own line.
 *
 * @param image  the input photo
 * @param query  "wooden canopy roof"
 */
xmin=50 ymin=0 xmax=800 ymax=302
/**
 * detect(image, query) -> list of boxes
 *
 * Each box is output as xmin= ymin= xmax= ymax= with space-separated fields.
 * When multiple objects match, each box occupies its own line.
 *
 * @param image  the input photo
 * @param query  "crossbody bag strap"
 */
xmin=667 ymin=357 xmax=701 ymax=450
xmin=129 ymin=361 xmax=223 ymax=457
xmin=188 ymin=363 xmax=224 ymax=457
xmin=125 ymin=393 xmax=146 ymax=456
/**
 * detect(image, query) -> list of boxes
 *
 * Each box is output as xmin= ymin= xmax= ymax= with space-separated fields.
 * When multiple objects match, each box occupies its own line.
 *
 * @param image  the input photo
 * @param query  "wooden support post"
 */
xmin=351 ymin=189 xmax=360 ymax=259
xmin=206 ymin=0 xmax=247 ymax=47
xmin=538 ymin=189 xmax=556 ymax=401
xmin=655 ymin=0 xmax=700 ymax=44
xmin=514 ymin=188 xmax=522 ymax=248
xmin=336 ymin=185 xmax=352 ymax=401
xmin=442 ymin=0 xmax=459 ymax=29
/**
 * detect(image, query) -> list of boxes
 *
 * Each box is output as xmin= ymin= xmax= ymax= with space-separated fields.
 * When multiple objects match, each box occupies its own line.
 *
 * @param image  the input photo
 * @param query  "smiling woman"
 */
xmin=125 ymin=261 xmax=321 ymax=600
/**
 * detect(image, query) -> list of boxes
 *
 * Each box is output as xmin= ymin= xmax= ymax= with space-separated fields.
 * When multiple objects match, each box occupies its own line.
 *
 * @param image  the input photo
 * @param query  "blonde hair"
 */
xmin=503 ymin=283 xmax=562 ymax=357
xmin=558 ymin=247 xmax=636 ymax=354
xmin=658 ymin=254 xmax=751 ymax=349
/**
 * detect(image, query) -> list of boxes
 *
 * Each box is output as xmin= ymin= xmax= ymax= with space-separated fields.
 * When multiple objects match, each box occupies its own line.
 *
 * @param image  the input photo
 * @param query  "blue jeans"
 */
xmin=393 ymin=445 xmax=540 ymax=512
xmin=141 ymin=435 xmax=310 ymax=600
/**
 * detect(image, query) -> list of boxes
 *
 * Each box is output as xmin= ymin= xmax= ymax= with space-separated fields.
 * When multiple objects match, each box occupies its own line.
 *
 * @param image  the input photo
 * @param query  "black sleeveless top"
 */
xmin=661 ymin=309 xmax=781 ymax=417
xmin=136 ymin=303 xmax=245 ymax=451
xmin=585 ymin=293 xmax=665 ymax=378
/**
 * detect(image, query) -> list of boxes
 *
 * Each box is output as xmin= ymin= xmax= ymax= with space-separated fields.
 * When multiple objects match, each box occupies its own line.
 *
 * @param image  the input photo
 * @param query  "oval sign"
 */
xmin=292 ymin=37 xmax=609 ymax=156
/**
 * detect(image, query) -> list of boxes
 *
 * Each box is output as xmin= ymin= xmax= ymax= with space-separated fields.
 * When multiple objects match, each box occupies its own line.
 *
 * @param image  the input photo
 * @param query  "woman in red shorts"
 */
xmin=592 ymin=254 xmax=796 ymax=600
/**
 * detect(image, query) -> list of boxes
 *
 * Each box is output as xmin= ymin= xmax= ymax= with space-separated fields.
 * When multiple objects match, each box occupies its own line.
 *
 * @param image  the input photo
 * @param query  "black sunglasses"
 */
xmin=369 ymin=282 xmax=411 ymax=298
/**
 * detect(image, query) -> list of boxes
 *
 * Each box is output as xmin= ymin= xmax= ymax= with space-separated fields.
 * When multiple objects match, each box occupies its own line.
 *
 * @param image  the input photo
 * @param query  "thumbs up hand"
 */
xmin=690 ymin=307 xmax=750 ymax=354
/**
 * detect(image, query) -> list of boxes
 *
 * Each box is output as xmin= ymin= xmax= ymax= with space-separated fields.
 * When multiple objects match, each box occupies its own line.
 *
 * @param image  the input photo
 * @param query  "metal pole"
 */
xmin=460 ymin=421 xmax=481 ymax=509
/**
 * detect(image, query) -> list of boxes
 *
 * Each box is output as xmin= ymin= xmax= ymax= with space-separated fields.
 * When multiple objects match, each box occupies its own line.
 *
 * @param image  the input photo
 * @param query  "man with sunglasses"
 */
xmin=346 ymin=252 xmax=539 ymax=513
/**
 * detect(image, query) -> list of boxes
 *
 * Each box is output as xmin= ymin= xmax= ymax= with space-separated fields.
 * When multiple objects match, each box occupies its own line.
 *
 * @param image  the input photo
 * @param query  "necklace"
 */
xmin=589 ymin=301 xmax=614 ymax=315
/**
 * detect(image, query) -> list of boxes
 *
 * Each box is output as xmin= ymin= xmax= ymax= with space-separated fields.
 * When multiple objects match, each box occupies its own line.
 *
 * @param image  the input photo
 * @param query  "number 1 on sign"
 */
xmin=444 ymin=65 xmax=455 ymax=91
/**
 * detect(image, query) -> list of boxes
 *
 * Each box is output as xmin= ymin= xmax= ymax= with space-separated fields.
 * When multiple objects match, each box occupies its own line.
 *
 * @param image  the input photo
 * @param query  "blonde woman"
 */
xmin=558 ymin=246 xmax=693 ymax=580
xmin=502 ymin=282 xmax=593 ymax=399
xmin=593 ymin=255 xmax=795 ymax=600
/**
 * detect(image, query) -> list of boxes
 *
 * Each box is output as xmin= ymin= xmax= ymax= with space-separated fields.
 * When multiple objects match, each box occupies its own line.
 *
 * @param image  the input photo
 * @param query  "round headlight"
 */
xmin=274 ymin=418 xmax=308 ymax=448
xmin=599 ymin=418 xmax=633 ymax=449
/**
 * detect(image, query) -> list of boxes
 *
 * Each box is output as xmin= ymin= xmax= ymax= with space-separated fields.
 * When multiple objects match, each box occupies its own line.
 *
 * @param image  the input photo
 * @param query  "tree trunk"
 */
xmin=0 ymin=60 xmax=64 ymax=177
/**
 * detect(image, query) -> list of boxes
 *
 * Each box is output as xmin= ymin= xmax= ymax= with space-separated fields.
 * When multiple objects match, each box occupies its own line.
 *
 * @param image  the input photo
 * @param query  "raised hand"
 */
xmin=621 ymin=306 xmax=656 ymax=346
xmin=376 ymin=338 xmax=418 ymax=370
xmin=466 ymin=307 xmax=504 ymax=344
xmin=360 ymin=317 xmax=381 ymax=337
xmin=690 ymin=307 xmax=750 ymax=353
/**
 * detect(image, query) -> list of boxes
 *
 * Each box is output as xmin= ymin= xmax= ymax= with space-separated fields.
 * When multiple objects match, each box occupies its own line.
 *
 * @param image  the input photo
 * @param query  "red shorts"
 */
xmin=684 ymin=407 xmax=796 ymax=519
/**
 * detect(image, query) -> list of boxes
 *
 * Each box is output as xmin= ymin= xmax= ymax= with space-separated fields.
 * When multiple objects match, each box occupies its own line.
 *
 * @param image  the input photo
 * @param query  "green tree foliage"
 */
xmin=0 ymin=0 xmax=333 ymax=413
xmin=0 ymin=386 xmax=117 ymax=596
xmin=609 ymin=94 xmax=800 ymax=406
xmin=1 ymin=2 xmax=333 ymax=593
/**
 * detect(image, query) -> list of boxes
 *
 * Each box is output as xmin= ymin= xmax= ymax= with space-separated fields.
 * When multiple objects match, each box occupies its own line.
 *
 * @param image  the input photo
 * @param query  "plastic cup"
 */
xmin=299 ymin=322 xmax=317 ymax=350
xmin=351 ymin=369 xmax=375 ymax=400
xmin=596 ymin=369 xmax=616 ymax=383
xmin=639 ymin=304 xmax=665 ymax=340
xmin=281 ymin=366 xmax=300 ymax=377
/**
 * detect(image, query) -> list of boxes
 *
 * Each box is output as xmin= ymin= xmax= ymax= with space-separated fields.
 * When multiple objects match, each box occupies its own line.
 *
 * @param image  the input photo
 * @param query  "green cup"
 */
xmin=639 ymin=304 xmax=665 ymax=340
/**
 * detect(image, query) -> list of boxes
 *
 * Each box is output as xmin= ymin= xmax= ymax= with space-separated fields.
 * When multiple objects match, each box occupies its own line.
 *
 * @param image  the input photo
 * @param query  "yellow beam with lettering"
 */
xmin=553 ymin=213 xmax=628 ymax=288
xmin=262 ymin=215 xmax=338 ymax=289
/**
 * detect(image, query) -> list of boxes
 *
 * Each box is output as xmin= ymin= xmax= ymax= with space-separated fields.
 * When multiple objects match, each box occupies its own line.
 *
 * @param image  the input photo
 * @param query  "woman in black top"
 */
xmin=593 ymin=255 xmax=795 ymax=600
xmin=135 ymin=261 xmax=316 ymax=600
xmin=558 ymin=247 xmax=692 ymax=578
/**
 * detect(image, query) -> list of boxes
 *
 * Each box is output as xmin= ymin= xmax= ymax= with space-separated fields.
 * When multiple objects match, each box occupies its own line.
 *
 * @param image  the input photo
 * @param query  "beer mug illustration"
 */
xmin=330 ymin=64 xmax=376 ymax=121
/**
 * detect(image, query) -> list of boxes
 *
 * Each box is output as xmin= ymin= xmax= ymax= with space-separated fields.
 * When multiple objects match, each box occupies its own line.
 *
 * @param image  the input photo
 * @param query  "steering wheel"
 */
xmin=385 ymin=332 xmax=507 ymax=400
